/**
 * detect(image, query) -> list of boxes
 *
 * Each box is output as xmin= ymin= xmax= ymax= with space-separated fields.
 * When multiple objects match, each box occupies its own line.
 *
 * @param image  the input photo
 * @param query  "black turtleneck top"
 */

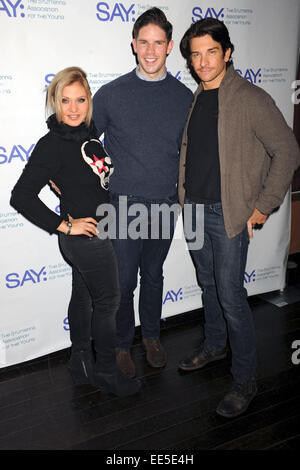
xmin=10 ymin=115 xmax=113 ymax=234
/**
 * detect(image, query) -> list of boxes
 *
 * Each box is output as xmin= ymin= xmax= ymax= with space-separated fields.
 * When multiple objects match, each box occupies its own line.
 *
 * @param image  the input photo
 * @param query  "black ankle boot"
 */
xmin=68 ymin=349 xmax=95 ymax=386
xmin=93 ymin=368 xmax=141 ymax=397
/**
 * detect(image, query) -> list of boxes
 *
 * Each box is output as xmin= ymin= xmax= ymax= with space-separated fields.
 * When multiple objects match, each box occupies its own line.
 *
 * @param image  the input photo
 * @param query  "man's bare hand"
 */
xmin=247 ymin=207 xmax=268 ymax=238
xmin=49 ymin=179 xmax=61 ymax=196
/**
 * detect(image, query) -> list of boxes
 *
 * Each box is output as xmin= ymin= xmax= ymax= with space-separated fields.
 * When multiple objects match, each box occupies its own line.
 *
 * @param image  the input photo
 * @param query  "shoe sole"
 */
xmin=116 ymin=368 xmax=136 ymax=379
xmin=178 ymin=353 xmax=227 ymax=372
xmin=146 ymin=358 xmax=167 ymax=369
xmin=122 ymin=370 xmax=136 ymax=379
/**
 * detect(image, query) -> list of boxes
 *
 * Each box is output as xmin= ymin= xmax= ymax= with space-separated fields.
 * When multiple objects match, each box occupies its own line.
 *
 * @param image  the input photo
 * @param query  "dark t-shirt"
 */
xmin=185 ymin=88 xmax=221 ymax=204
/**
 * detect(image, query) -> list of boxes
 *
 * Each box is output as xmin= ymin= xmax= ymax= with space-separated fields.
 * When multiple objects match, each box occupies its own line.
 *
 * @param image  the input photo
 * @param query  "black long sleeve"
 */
xmin=10 ymin=135 xmax=64 ymax=234
xmin=11 ymin=117 xmax=112 ymax=234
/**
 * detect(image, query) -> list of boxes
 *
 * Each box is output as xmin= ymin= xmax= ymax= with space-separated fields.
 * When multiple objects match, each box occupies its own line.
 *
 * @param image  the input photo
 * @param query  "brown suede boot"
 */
xmin=143 ymin=338 xmax=167 ymax=368
xmin=116 ymin=348 xmax=136 ymax=378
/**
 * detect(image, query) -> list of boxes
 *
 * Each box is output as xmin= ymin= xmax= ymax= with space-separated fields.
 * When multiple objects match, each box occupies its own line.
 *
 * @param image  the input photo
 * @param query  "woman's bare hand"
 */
xmin=57 ymin=216 xmax=99 ymax=238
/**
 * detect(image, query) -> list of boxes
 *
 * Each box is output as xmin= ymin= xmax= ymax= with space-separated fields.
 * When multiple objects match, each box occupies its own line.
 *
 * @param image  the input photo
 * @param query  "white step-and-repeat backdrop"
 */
xmin=1 ymin=0 xmax=299 ymax=367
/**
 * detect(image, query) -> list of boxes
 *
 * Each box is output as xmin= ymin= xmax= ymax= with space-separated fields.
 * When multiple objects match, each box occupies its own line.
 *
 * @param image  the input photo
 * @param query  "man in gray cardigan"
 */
xmin=178 ymin=18 xmax=300 ymax=418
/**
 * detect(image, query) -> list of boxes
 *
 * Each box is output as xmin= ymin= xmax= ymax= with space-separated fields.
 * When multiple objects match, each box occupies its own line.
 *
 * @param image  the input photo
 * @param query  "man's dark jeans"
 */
xmin=59 ymin=234 xmax=120 ymax=373
xmin=110 ymin=193 xmax=178 ymax=349
xmin=184 ymin=199 xmax=256 ymax=383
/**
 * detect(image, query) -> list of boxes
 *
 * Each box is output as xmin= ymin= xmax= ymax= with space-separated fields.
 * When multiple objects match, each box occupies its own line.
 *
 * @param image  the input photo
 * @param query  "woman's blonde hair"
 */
xmin=46 ymin=66 xmax=92 ymax=126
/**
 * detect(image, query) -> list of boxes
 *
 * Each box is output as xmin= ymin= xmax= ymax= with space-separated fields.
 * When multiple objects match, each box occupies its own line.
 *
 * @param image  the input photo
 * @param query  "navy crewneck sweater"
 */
xmin=93 ymin=69 xmax=193 ymax=199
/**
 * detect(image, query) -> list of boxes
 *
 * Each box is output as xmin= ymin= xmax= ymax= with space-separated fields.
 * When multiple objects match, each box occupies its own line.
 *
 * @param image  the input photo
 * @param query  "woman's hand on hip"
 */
xmin=57 ymin=216 xmax=99 ymax=238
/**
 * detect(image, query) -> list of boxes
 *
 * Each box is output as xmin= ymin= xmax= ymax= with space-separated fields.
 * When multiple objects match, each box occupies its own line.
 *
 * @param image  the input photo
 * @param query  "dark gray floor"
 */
xmin=1 ymin=257 xmax=300 ymax=452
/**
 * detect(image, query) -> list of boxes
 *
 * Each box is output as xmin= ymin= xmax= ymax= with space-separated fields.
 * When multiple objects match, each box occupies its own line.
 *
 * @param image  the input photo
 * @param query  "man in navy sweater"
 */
xmin=93 ymin=8 xmax=193 ymax=377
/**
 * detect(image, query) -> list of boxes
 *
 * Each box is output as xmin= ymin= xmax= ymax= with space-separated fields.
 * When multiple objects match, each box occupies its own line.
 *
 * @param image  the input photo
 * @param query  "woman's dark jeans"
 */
xmin=58 ymin=234 xmax=120 ymax=374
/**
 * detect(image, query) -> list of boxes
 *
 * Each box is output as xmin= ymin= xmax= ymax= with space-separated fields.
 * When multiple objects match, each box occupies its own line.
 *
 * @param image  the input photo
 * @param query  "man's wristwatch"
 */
xmin=66 ymin=221 xmax=72 ymax=235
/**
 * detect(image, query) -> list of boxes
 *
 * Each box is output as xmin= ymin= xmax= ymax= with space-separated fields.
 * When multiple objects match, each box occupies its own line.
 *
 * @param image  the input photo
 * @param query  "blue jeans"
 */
xmin=58 ymin=234 xmax=120 ymax=373
xmin=110 ymin=193 xmax=178 ymax=349
xmin=184 ymin=199 xmax=256 ymax=383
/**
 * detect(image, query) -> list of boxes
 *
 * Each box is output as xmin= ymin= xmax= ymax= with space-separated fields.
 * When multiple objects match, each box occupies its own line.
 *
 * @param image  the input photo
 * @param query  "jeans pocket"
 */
xmin=212 ymin=203 xmax=223 ymax=215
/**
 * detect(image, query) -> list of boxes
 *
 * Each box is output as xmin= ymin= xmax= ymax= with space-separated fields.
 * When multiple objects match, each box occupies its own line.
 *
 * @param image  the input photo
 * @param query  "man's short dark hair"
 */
xmin=180 ymin=18 xmax=234 ymax=67
xmin=132 ymin=7 xmax=172 ymax=42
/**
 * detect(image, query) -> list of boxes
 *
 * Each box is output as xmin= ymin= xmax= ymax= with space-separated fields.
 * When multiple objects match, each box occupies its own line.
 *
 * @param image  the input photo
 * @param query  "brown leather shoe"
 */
xmin=116 ymin=348 xmax=136 ymax=378
xmin=178 ymin=347 xmax=227 ymax=371
xmin=143 ymin=338 xmax=167 ymax=368
xmin=216 ymin=378 xmax=257 ymax=418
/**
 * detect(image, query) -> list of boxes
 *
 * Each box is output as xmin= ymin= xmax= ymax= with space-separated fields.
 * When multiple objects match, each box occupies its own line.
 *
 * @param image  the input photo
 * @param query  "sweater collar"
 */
xmin=47 ymin=114 xmax=98 ymax=142
xmin=135 ymin=66 xmax=167 ymax=82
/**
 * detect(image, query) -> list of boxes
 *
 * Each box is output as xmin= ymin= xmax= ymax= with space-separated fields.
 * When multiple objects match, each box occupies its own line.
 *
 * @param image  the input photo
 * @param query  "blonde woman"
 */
xmin=11 ymin=67 xmax=140 ymax=397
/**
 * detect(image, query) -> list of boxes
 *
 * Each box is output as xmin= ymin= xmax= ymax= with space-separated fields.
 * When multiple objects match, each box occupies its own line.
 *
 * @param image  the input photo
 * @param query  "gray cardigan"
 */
xmin=178 ymin=64 xmax=300 ymax=238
